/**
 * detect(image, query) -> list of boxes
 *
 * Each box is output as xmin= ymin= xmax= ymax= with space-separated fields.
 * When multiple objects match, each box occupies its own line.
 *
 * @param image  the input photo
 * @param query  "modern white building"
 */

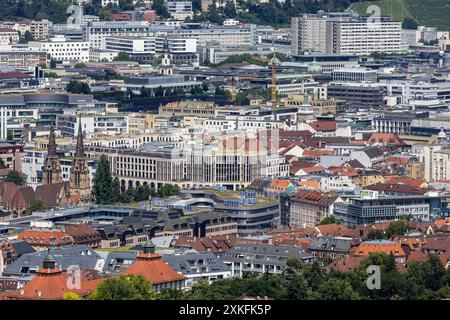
xmin=87 ymin=21 xmax=151 ymax=49
xmin=332 ymin=67 xmax=378 ymax=83
xmin=291 ymin=13 xmax=402 ymax=55
xmin=89 ymin=49 xmax=119 ymax=62
xmin=104 ymin=36 xmax=196 ymax=54
xmin=166 ymin=1 xmax=193 ymax=20
xmin=30 ymin=19 xmax=53 ymax=40
xmin=56 ymin=113 xmax=129 ymax=137
xmin=28 ymin=35 xmax=89 ymax=62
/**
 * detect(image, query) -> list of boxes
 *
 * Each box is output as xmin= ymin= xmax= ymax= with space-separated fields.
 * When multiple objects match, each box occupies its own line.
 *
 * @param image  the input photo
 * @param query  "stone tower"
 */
xmin=42 ymin=125 xmax=62 ymax=185
xmin=69 ymin=116 xmax=91 ymax=204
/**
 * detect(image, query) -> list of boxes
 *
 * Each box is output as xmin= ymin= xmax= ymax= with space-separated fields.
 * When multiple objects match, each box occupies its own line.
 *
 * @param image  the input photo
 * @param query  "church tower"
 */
xmin=42 ymin=125 xmax=62 ymax=185
xmin=69 ymin=116 xmax=91 ymax=204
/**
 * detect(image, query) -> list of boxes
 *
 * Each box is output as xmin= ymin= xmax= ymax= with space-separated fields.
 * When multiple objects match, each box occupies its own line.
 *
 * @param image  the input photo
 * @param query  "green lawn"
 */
xmin=348 ymin=0 xmax=450 ymax=31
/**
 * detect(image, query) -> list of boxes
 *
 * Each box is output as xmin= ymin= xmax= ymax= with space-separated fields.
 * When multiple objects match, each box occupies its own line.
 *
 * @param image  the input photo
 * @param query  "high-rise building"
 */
xmin=291 ymin=12 xmax=402 ymax=56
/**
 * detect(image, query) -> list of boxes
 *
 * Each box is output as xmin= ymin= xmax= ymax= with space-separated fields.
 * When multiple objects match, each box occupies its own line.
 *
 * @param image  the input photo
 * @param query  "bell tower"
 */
xmin=69 ymin=116 xmax=91 ymax=204
xmin=42 ymin=124 xmax=62 ymax=185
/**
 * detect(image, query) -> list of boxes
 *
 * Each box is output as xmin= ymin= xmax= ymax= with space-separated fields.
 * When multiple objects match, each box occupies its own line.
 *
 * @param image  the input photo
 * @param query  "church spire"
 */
xmin=48 ymin=123 xmax=57 ymax=157
xmin=75 ymin=115 xmax=85 ymax=158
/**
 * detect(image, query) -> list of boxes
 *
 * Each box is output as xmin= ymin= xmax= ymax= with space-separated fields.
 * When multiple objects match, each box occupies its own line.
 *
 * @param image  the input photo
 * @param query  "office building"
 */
xmin=291 ymin=13 xmax=402 ymax=56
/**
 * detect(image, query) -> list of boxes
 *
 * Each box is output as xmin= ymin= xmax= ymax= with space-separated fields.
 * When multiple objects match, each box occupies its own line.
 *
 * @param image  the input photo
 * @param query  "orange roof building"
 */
xmin=123 ymin=243 xmax=186 ymax=293
xmin=1 ymin=254 xmax=101 ymax=300
xmin=18 ymin=229 xmax=73 ymax=251
xmin=350 ymin=240 xmax=407 ymax=263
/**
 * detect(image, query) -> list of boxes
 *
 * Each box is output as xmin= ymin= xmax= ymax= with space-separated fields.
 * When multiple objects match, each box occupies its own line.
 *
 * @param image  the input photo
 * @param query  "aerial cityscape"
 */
xmin=0 ymin=0 xmax=449 ymax=306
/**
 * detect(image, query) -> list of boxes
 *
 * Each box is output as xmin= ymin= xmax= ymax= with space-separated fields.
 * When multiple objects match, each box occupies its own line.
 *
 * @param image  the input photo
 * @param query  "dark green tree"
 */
xmin=385 ymin=220 xmax=410 ymax=238
xmin=92 ymin=155 xmax=113 ymax=204
xmin=402 ymin=17 xmax=418 ymax=29
xmin=311 ymin=278 xmax=360 ymax=300
xmin=5 ymin=170 xmax=25 ymax=185
xmin=112 ymin=177 xmax=121 ymax=203
xmin=89 ymin=275 xmax=156 ymax=300
xmin=319 ymin=216 xmax=336 ymax=225
xmin=25 ymin=200 xmax=45 ymax=215
xmin=67 ymin=80 xmax=91 ymax=94
xmin=367 ymin=229 xmax=385 ymax=240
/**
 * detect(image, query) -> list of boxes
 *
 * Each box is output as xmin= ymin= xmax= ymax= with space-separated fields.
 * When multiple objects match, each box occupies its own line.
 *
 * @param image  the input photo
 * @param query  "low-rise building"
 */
xmin=220 ymin=243 xmax=314 ymax=277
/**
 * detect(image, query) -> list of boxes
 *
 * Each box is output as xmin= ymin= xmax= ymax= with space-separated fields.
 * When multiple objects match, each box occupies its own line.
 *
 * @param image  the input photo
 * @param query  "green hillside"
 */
xmin=347 ymin=0 xmax=412 ymax=22
xmin=347 ymin=0 xmax=450 ymax=31
xmin=405 ymin=0 xmax=450 ymax=31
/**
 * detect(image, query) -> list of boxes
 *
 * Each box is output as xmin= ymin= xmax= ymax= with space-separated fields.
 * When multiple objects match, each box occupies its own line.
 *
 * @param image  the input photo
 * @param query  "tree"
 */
xmin=385 ymin=220 xmax=410 ymax=239
xmin=157 ymin=184 xmax=181 ymax=198
xmin=0 ymin=158 xmax=7 ymax=169
xmin=223 ymin=1 xmax=237 ymax=18
xmin=319 ymin=216 xmax=336 ymax=225
xmin=26 ymin=200 xmax=45 ymax=215
xmin=92 ymin=155 xmax=113 ymax=205
xmin=63 ymin=292 xmax=82 ymax=300
xmin=424 ymin=255 xmax=446 ymax=291
xmin=5 ymin=170 xmax=25 ymax=185
xmin=402 ymin=17 xmax=418 ymax=30
xmin=152 ymin=0 xmax=171 ymax=19
xmin=112 ymin=177 xmax=121 ymax=203
xmin=311 ymin=278 xmax=359 ymax=300
xmin=113 ymin=52 xmax=134 ymax=62
xmin=367 ymin=229 xmax=385 ymax=240
xmin=50 ymin=59 xmax=57 ymax=69
xmin=155 ymin=86 xmax=165 ymax=97
xmin=19 ymin=30 xmax=34 ymax=43
xmin=67 ymin=80 xmax=91 ymax=94
xmin=89 ymin=275 xmax=156 ymax=300
xmin=122 ymin=186 xmax=135 ymax=203
xmin=74 ymin=63 xmax=87 ymax=68
xmin=134 ymin=185 xmax=151 ymax=202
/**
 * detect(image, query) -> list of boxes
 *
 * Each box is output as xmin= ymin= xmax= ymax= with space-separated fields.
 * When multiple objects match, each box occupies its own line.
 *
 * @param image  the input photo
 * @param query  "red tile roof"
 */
xmin=124 ymin=253 xmax=186 ymax=285
xmin=18 ymin=229 xmax=73 ymax=247
xmin=309 ymin=121 xmax=336 ymax=132
xmin=2 ymin=268 xmax=101 ymax=300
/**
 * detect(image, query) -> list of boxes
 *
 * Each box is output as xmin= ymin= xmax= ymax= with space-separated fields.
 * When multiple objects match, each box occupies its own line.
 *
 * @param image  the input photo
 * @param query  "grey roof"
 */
xmin=10 ymin=241 xmax=35 ymax=257
xmin=3 ymin=245 xmax=103 ymax=277
xmin=362 ymin=146 xmax=384 ymax=159
xmin=307 ymin=236 xmax=355 ymax=253
xmin=101 ymin=251 xmax=138 ymax=274
xmin=162 ymin=253 xmax=231 ymax=275
xmin=220 ymin=243 xmax=313 ymax=265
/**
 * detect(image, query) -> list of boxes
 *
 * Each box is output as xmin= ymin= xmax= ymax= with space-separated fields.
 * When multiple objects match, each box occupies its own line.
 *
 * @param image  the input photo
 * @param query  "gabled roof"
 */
xmin=386 ymin=177 xmax=427 ymax=188
xmin=309 ymin=121 xmax=336 ymax=132
xmin=350 ymin=240 xmax=406 ymax=257
xmin=365 ymin=183 xmax=429 ymax=195
xmin=269 ymin=179 xmax=292 ymax=189
xmin=361 ymin=146 xmax=385 ymax=159
xmin=35 ymin=182 xmax=70 ymax=207
xmin=291 ymin=189 xmax=337 ymax=207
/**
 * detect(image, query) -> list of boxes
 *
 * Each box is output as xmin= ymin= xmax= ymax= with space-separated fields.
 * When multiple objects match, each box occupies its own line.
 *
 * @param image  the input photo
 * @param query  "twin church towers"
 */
xmin=42 ymin=116 xmax=91 ymax=204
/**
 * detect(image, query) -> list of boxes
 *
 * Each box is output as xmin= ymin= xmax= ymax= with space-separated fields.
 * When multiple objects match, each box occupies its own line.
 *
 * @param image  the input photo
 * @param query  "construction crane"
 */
xmin=270 ymin=53 xmax=280 ymax=106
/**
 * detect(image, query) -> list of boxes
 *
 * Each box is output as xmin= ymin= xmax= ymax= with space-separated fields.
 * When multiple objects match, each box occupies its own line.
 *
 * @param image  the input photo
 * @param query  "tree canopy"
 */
xmin=89 ymin=275 xmax=156 ymax=300
xmin=4 ymin=170 xmax=26 ymax=185
xmin=92 ymin=155 xmax=114 ymax=205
